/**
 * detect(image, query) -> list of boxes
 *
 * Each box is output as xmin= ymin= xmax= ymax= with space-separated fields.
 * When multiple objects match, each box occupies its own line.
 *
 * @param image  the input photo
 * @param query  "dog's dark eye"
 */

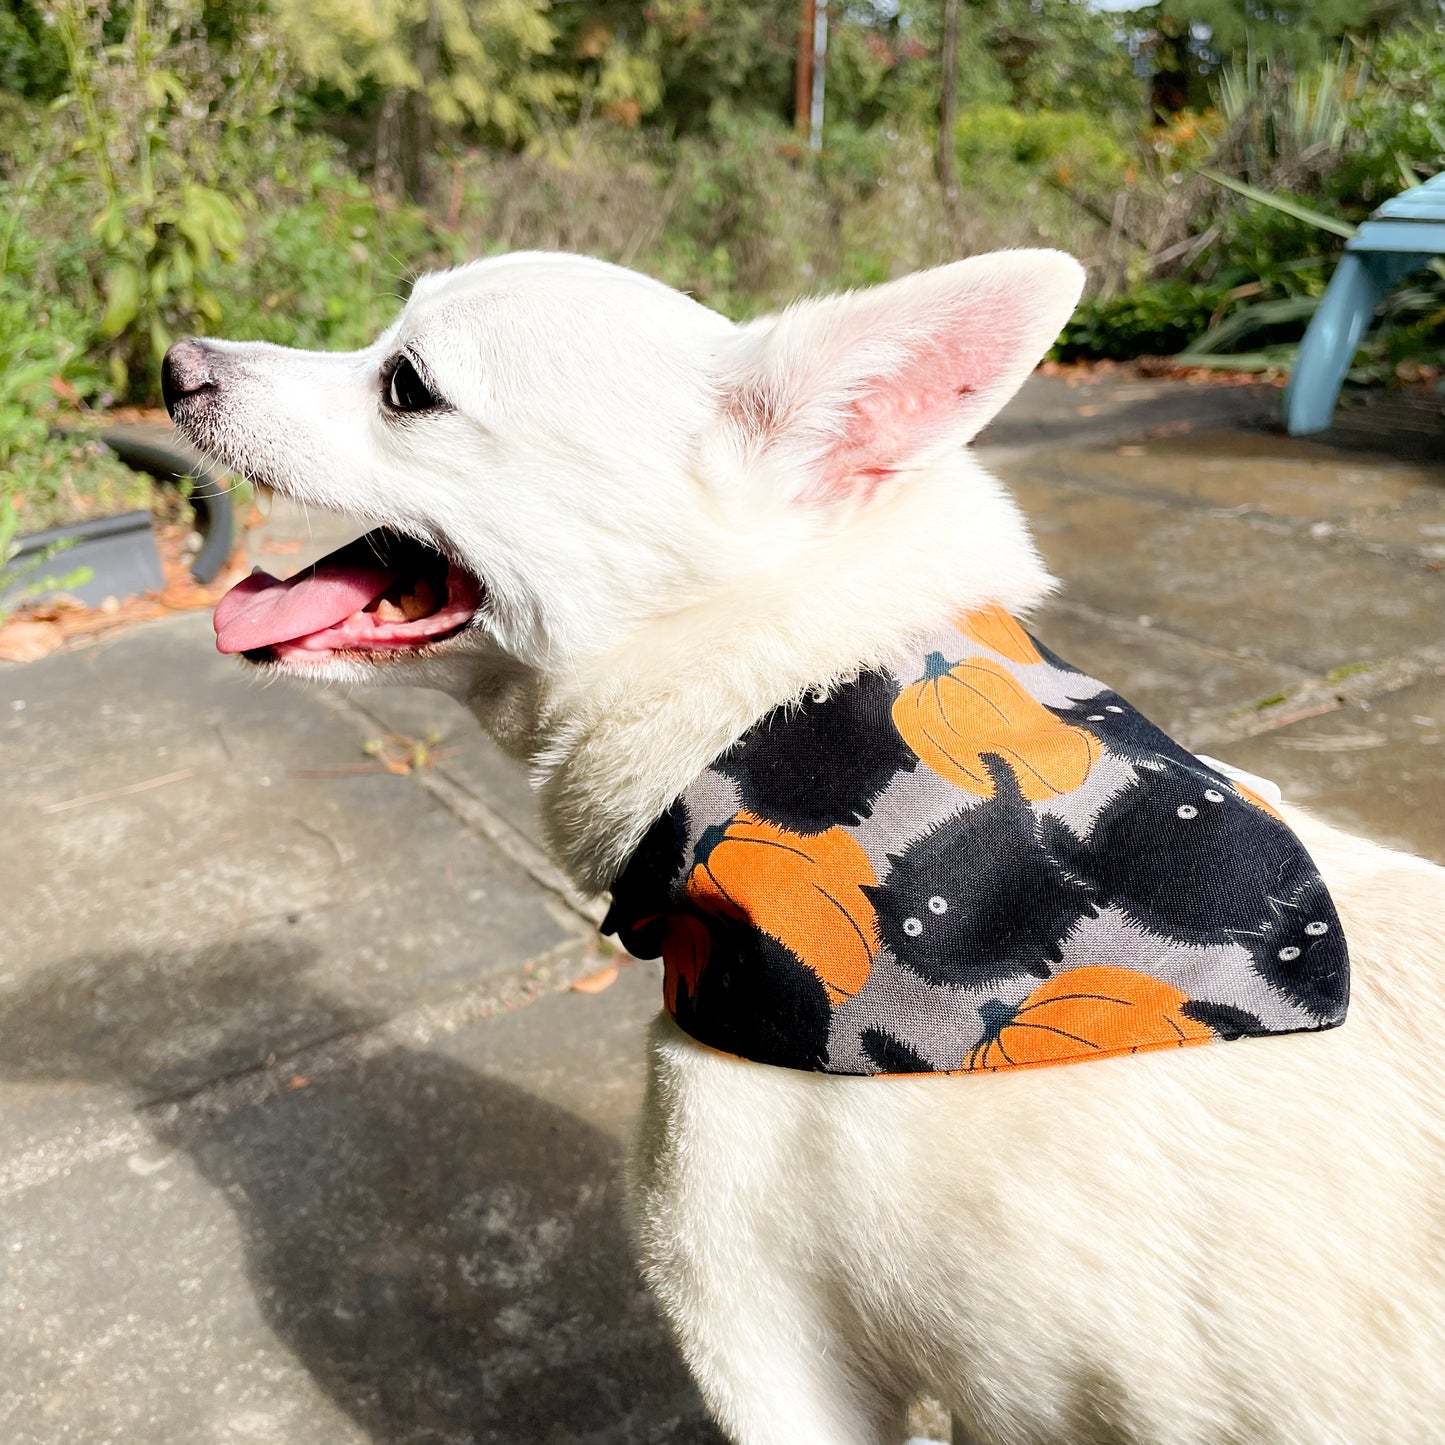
xmin=385 ymin=356 xmax=441 ymax=413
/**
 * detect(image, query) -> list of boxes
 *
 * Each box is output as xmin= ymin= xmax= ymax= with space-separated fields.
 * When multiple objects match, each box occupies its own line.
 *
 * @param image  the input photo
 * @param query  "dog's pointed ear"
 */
xmin=714 ymin=250 xmax=1084 ymax=504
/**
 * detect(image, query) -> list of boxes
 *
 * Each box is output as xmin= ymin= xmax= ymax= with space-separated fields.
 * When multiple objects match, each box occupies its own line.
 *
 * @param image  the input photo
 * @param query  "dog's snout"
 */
xmin=161 ymin=338 xmax=219 ymax=417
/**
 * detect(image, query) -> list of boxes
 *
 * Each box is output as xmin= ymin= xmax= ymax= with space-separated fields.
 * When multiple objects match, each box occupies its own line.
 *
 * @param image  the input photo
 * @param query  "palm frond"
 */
xmin=1197 ymin=169 xmax=1357 ymax=237
xmin=1180 ymin=297 xmax=1319 ymax=357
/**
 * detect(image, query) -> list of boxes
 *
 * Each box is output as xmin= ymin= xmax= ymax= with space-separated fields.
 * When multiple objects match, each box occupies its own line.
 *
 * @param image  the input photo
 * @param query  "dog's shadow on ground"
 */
xmin=0 ymin=935 xmax=721 ymax=1445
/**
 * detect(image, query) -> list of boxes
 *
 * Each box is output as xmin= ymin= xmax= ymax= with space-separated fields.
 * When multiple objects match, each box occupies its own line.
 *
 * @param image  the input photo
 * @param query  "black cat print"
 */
xmin=602 ymin=603 xmax=1350 ymax=1075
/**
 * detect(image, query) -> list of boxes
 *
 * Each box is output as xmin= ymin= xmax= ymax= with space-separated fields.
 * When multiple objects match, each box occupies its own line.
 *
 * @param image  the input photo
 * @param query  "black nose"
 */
xmin=161 ymin=338 xmax=218 ymax=417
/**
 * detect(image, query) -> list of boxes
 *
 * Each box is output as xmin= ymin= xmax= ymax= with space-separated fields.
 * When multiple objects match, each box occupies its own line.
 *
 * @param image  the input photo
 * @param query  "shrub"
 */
xmin=209 ymin=149 xmax=454 ymax=350
xmin=1054 ymin=280 xmax=1232 ymax=361
xmin=0 ymin=288 xmax=146 ymax=615
xmin=1340 ymin=24 xmax=1445 ymax=201
xmin=1073 ymin=26 xmax=1445 ymax=367
xmin=39 ymin=0 xmax=286 ymax=398
xmin=954 ymin=105 xmax=1129 ymax=193
xmin=3 ymin=84 xmax=450 ymax=402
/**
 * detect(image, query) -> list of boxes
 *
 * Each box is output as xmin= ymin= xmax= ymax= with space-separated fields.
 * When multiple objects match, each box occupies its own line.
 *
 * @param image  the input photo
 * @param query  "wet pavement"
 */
xmin=3 ymin=374 xmax=1443 ymax=1444
xmin=1016 ymin=423 xmax=1445 ymax=864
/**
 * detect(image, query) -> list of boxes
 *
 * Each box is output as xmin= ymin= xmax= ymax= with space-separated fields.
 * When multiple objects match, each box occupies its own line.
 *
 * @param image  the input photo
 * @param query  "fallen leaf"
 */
xmin=0 ymin=619 xmax=65 ymax=662
xmin=571 ymin=964 xmax=620 ymax=994
xmin=0 ymin=523 xmax=249 ymax=664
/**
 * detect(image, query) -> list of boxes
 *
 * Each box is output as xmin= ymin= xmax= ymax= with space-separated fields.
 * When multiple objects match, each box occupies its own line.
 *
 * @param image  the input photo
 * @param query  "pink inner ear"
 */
xmin=809 ymin=302 xmax=1014 ymax=505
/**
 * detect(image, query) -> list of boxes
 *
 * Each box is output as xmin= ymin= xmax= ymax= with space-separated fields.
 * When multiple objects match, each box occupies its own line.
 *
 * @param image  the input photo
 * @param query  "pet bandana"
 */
xmin=602 ymin=604 xmax=1349 ymax=1075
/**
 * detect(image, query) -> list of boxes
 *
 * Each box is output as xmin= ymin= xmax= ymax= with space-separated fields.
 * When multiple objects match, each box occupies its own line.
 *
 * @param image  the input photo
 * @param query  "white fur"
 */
xmin=174 ymin=250 xmax=1445 ymax=1445
xmin=633 ymin=816 xmax=1445 ymax=1445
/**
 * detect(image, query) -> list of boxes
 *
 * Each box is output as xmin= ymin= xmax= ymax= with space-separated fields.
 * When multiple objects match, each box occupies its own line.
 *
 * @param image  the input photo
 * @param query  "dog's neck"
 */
xmin=467 ymin=454 xmax=1055 ymax=895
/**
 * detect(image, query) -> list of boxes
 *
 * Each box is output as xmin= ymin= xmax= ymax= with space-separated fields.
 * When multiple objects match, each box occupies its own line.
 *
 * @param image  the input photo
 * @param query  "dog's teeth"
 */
xmin=375 ymin=598 xmax=407 ymax=622
xmin=399 ymin=580 xmax=436 ymax=620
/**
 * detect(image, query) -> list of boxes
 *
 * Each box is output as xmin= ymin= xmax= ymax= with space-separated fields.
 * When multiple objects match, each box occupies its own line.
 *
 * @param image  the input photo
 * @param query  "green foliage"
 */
xmin=1173 ymin=0 xmax=1373 ymax=65
xmin=1343 ymin=22 xmax=1445 ymax=200
xmin=1179 ymin=294 xmax=1319 ymax=367
xmin=0 ymin=501 xmax=88 ymax=626
xmin=0 ymin=1 xmax=70 ymax=98
xmin=0 ymin=0 xmax=1438 ymax=426
xmin=634 ymin=0 xmax=796 ymax=134
xmin=647 ymin=114 xmax=825 ymax=315
xmin=276 ymin=0 xmax=563 ymax=140
xmin=1190 ymin=26 xmax=1445 ymax=373
xmin=954 ymin=104 xmax=1130 ymax=195
xmin=828 ymin=1 xmax=1142 ymax=131
xmin=40 ymin=0 xmax=290 ymax=397
xmin=0 ymin=290 xmax=144 ymax=616
xmin=1059 ymin=21 xmax=1445 ymax=367
xmin=440 ymin=107 xmax=1119 ymax=322
xmin=273 ymin=0 xmax=665 ymax=184
xmin=0 ymin=290 xmax=147 ymax=521
xmin=2 ymin=2 xmax=453 ymax=404
xmin=969 ymin=0 xmax=1143 ymax=119
xmin=1144 ymin=0 xmax=1434 ymax=69
xmin=208 ymin=150 xmax=456 ymax=350
xmin=1211 ymin=43 xmax=1361 ymax=184
xmin=1054 ymin=280 xmax=1232 ymax=360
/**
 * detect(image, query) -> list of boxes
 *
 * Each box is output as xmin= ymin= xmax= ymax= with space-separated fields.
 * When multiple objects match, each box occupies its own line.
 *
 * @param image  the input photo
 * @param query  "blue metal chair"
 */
xmin=1283 ymin=173 xmax=1445 ymax=435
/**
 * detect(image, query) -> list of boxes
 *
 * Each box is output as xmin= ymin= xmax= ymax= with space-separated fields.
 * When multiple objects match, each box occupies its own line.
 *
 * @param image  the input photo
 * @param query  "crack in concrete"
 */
xmin=1189 ymin=643 xmax=1445 ymax=750
xmin=1045 ymin=597 xmax=1307 ymax=671
xmin=308 ymin=688 xmax=605 ymax=928
xmin=1047 ymin=598 xmax=1445 ymax=755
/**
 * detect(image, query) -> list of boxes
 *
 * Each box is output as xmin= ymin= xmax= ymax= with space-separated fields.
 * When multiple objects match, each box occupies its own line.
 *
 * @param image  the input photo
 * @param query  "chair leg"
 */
xmin=1283 ymin=248 xmax=1432 ymax=436
xmin=1283 ymin=253 xmax=1383 ymax=436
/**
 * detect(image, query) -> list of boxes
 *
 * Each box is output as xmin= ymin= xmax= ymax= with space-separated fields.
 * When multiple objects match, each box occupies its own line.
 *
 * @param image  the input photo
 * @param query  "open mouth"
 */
xmin=214 ymin=528 xmax=485 ymax=663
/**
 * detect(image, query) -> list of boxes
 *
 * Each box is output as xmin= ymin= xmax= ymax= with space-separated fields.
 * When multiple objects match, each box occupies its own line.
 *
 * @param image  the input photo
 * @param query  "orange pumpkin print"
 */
xmin=1233 ymin=779 xmax=1286 ymax=823
xmin=659 ymin=914 xmax=712 ymax=1013
xmin=965 ymin=966 xmax=1213 ymax=1072
xmin=957 ymin=602 xmax=1044 ymax=665
xmin=687 ymin=812 xmax=880 ymax=1005
xmin=893 ymin=652 xmax=1100 ymax=801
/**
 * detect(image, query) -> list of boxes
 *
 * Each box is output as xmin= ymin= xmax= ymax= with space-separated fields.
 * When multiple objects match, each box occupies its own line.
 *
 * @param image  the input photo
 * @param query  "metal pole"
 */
xmin=938 ymin=0 xmax=960 ymax=227
xmin=796 ymin=0 xmax=815 ymax=139
xmin=810 ymin=0 xmax=828 ymax=152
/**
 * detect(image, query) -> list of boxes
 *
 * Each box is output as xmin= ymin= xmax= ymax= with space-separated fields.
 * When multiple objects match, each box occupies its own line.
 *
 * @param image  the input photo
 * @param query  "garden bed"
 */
xmin=0 ymin=508 xmax=246 ymax=663
xmin=2 ymin=507 xmax=164 ymax=612
xmin=0 ymin=425 xmax=247 ymax=663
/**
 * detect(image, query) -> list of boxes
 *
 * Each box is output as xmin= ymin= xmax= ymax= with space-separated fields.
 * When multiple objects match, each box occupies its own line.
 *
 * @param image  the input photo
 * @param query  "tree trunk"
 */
xmin=1149 ymin=12 xmax=1191 ymax=122
xmin=398 ymin=90 xmax=433 ymax=202
xmin=375 ymin=90 xmax=402 ymax=198
xmin=937 ymin=0 xmax=961 ymax=235
xmin=399 ymin=0 xmax=441 ymax=201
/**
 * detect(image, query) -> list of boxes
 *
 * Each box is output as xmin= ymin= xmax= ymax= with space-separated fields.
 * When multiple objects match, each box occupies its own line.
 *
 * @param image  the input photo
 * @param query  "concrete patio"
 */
xmin=3 ymin=375 xmax=1443 ymax=1444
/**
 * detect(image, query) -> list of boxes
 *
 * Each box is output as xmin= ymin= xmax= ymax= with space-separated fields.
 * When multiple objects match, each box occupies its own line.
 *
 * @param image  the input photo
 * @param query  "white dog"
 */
xmin=164 ymin=250 xmax=1445 ymax=1445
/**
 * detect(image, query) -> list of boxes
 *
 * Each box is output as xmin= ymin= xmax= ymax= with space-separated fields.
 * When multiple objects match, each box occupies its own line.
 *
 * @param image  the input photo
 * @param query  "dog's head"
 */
xmin=165 ymin=249 xmax=1082 ymax=705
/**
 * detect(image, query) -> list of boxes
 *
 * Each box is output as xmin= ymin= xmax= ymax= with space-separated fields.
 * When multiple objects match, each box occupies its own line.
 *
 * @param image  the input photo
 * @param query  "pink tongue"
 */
xmin=214 ymin=557 xmax=395 ymax=654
